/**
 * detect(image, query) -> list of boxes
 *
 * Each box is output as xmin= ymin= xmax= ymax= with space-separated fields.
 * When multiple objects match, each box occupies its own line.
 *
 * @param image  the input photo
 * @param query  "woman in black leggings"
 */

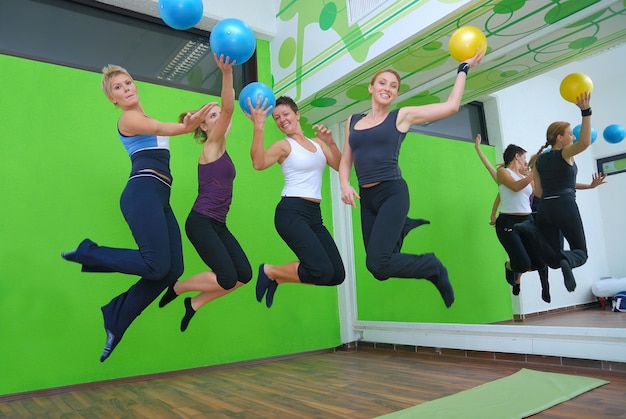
xmin=338 ymin=50 xmax=483 ymax=308
xmin=245 ymin=96 xmax=345 ymax=308
xmin=158 ymin=55 xmax=252 ymax=332
xmin=515 ymin=92 xmax=593 ymax=292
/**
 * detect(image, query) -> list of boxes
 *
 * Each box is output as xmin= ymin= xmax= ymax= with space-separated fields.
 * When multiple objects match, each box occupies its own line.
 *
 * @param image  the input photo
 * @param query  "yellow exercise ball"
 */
xmin=559 ymin=73 xmax=593 ymax=103
xmin=448 ymin=26 xmax=487 ymax=62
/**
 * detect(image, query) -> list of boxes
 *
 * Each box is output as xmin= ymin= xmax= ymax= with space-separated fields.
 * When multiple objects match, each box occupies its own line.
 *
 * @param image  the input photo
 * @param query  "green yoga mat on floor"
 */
xmin=377 ymin=368 xmax=608 ymax=419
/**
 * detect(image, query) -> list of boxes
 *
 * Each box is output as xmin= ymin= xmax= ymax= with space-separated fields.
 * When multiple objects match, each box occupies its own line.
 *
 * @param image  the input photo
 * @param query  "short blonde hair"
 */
xmin=101 ymin=64 xmax=132 ymax=103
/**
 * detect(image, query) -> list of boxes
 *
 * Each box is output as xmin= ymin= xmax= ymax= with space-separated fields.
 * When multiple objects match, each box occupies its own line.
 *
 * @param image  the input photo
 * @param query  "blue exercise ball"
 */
xmin=572 ymin=124 xmax=597 ymax=144
xmin=210 ymin=18 xmax=256 ymax=65
xmin=603 ymin=124 xmax=626 ymax=144
xmin=239 ymin=82 xmax=276 ymax=114
xmin=158 ymin=0 xmax=203 ymax=30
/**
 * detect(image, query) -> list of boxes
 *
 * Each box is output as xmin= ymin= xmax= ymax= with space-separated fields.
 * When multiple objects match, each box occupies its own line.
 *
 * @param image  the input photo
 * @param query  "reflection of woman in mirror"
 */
xmin=475 ymin=135 xmax=550 ymax=302
xmin=338 ymin=50 xmax=484 ymax=308
xmin=514 ymin=93 xmax=595 ymax=292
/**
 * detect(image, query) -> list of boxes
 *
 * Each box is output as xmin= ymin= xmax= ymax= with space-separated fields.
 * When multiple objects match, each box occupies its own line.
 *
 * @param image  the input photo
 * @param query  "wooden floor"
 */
xmin=2 ymin=347 xmax=625 ymax=418
xmin=495 ymin=304 xmax=626 ymax=328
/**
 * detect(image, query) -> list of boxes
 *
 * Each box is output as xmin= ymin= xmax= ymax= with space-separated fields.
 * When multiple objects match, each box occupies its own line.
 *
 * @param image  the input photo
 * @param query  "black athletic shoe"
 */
xmin=560 ymin=259 xmax=576 ymax=292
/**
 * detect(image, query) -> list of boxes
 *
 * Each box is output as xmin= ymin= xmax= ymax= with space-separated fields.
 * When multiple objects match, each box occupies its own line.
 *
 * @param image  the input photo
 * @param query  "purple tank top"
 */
xmin=191 ymin=151 xmax=235 ymax=223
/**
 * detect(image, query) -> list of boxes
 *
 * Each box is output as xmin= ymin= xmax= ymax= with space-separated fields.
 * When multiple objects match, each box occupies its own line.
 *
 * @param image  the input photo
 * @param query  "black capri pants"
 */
xmin=185 ymin=210 xmax=252 ymax=290
xmin=274 ymin=197 xmax=345 ymax=286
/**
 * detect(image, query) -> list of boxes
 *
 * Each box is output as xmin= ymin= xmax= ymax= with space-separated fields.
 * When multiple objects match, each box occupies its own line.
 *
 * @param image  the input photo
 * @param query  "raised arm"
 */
xmin=339 ymin=117 xmax=360 ymax=207
xmin=206 ymin=54 xmax=235 ymax=144
xmin=562 ymin=92 xmax=592 ymax=160
xmin=396 ymin=50 xmax=484 ymax=131
xmin=474 ymin=134 xmax=498 ymax=183
xmin=246 ymin=97 xmax=289 ymax=171
xmin=312 ymin=124 xmax=342 ymax=171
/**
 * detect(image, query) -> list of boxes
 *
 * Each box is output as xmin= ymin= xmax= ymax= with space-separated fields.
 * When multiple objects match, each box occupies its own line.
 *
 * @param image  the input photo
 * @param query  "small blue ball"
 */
xmin=603 ymin=124 xmax=626 ymax=144
xmin=572 ymin=124 xmax=597 ymax=144
xmin=158 ymin=0 xmax=203 ymax=30
xmin=239 ymin=82 xmax=276 ymax=115
xmin=210 ymin=18 xmax=256 ymax=65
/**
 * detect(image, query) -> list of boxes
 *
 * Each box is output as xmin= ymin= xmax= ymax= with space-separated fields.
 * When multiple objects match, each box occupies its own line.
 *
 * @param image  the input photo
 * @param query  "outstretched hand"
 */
xmin=466 ymin=48 xmax=485 ymax=68
xmin=244 ymin=96 xmax=273 ymax=126
xmin=474 ymin=133 xmax=482 ymax=148
xmin=590 ymin=172 xmax=607 ymax=188
xmin=214 ymin=53 xmax=235 ymax=72
xmin=575 ymin=92 xmax=591 ymax=110
xmin=313 ymin=124 xmax=334 ymax=146
xmin=182 ymin=102 xmax=218 ymax=129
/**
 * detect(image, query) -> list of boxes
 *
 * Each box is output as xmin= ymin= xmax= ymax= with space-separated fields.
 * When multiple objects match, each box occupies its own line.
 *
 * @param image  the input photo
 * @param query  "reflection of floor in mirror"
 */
xmin=494 ymin=304 xmax=626 ymax=328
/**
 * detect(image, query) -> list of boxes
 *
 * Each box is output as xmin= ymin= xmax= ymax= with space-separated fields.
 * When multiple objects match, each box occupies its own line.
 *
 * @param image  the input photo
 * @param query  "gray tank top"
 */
xmin=349 ymin=109 xmax=406 ymax=185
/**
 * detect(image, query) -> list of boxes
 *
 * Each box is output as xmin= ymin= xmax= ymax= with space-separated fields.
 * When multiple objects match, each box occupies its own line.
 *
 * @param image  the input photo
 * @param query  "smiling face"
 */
xmin=107 ymin=73 xmax=139 ymax=109
xmin=369 ymin=70 xmax=400 ymax=105
xmin=272 ymin=103 xmax=300 ymax=136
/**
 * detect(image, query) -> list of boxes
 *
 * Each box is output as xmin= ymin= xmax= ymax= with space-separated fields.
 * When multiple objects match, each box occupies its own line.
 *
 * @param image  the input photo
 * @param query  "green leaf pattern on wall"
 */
xmin=271 ymin=0 xmax=626 ymax=127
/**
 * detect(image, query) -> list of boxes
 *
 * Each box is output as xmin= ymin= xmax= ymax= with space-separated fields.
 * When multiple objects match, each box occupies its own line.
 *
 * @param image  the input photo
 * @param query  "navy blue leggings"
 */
xmin=185 ymin=210 xmax=252 ymax=289
xmin=359 ymin=179 xmax=443 ymax=281
xmin=74 ymin=174 xmax=184 ymax=337
xmin=274 ymin=197 xmax=345 ymax=286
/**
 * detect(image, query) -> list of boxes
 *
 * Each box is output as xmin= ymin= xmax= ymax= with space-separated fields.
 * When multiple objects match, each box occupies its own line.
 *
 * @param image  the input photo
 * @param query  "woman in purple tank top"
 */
xmin=338 ymin=50 xmax=484 ymax=308
xmin=158 ymin=55 xmax=253 ymax=331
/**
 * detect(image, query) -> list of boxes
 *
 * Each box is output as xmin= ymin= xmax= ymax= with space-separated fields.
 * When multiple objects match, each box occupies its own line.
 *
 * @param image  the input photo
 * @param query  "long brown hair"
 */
xmin=534 ymin=121 xmax=570 ymax=156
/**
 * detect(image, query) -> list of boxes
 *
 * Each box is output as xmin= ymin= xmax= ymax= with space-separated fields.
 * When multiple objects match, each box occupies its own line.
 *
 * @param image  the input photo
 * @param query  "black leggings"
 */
xmin=536 ymin=194 xmax=588 ymax=269
xmin=359 ymin=179 xmax=443 ymax=281
xmin=185 ymin=210 xmax=252 ymax=290
xmin=274 ymin=197 xmax=345 ymax=286
xmin=496 ymin=213 xmax=545 ymax=273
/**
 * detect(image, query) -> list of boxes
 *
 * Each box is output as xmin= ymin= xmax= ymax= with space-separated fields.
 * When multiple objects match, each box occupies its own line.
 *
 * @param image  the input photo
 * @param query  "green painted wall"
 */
xmin=0 ymin=41 xmax=509 ymax=396
xmin=0 ymin=45 xmax=342 ymax=395
xmin=353 ymin=135 xmax=511 ymax=323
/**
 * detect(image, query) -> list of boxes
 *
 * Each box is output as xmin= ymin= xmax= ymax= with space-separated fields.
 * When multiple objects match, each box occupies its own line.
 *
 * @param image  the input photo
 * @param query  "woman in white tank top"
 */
xmin=475 ymin=135 xmax=550 ymax=302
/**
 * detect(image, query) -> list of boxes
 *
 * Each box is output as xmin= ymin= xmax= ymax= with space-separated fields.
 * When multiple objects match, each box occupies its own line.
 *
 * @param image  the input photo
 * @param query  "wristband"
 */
xmin=581 ymin=108 xmax=592 ymax=117
xmin=457 ymin=62 xmax=470 ymax=74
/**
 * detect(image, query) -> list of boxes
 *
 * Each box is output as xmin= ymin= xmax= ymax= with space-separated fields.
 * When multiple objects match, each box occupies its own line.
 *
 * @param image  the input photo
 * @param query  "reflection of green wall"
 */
xmin=354 ymin=135 xmax=511 ymax=323
xmin=0 ymin=46 xmax=342 ymax=395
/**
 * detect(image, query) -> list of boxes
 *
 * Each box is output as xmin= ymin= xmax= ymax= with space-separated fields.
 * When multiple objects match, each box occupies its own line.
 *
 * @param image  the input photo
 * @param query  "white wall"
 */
xmin=486 ymin=43 xmax=626 ymax=315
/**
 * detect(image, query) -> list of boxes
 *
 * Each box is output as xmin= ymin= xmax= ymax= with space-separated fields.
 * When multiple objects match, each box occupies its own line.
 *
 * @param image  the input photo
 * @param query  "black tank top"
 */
xmin=349 ymin=109 xmax=406 ymax=185
xmin=536 ymin=149 xmax=577 ymax=197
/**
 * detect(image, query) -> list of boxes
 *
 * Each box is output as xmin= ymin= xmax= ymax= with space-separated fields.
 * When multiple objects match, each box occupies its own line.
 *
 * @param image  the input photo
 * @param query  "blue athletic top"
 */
xmin=119 ymin=130 xmax=172 ymax=180
xmin=349 ymin=109 xmax=405 ymax=185
xmin=536 ymin=149 xmax=577 ymax=198
xmin=191 ymin=151 xmax=235 ymax=223
xmin=118 ymin=131 xmax=170 ymax=156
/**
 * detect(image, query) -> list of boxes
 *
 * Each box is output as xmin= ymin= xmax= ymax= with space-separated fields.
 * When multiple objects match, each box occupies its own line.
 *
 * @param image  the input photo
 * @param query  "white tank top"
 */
xmin=498 ymin=168 xmax=532 ymax=214
xmin=280 ymin=137 xmax=327 ymax=200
